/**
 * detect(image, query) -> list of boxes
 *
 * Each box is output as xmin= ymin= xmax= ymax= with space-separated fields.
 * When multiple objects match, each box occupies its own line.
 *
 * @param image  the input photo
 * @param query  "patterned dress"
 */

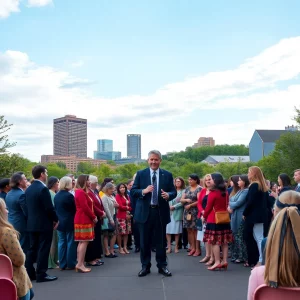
xmin=183 ymin=186 xmax=202 ymax=229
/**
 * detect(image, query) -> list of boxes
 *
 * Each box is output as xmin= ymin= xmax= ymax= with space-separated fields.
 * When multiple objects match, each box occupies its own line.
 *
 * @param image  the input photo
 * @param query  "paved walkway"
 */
xmin=33 ymin=250 xmax=250 ymax=300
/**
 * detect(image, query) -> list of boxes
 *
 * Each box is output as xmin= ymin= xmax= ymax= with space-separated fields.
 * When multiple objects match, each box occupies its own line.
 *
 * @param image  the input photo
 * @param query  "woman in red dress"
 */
xmin=203 ymin=173 xmax=233 ymax=271
xmin=74 ymin=175 xmax=98 ymax=273
xmin=116 ymin=183 xmax=132 ymax=254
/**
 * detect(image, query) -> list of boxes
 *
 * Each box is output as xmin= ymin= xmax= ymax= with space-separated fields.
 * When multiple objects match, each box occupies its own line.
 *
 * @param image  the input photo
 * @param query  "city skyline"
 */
xmin=1 ymin=1 xmax=300 ymax=162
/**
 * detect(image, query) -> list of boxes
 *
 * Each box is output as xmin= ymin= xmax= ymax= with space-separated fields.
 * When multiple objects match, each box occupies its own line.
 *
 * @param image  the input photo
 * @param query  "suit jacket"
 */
xmin=0 ymin=191 xmax=7 ymax=200
xmin=131 ymin=168 xmax=177 ymax=225
xmin=54 ymin=190 xmax=76 ymax=232
xmin=25 ymin=180 xmax=58 ymax=232
xmin=116 ymin=194 xmax=132 ymax=219
xmin=6 ymin=188 xmax=28 ymax=232
xmin=243 ymin=183 xmax=268 ymax=224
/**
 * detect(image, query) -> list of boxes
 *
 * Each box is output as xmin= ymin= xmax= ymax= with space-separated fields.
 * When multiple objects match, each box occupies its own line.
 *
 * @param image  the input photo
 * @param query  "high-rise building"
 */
xmin=192 ymin=137 xmax=215 ymax=148
xmin=53 ymin=115 xmax=87 ymax=158
xmin=93 ymin=151 xmax=121 ymax=161
xmin=97 ymin=139 xmax=113 ymax=152
xmin=127 ymin=134 xmax=141 ymax=159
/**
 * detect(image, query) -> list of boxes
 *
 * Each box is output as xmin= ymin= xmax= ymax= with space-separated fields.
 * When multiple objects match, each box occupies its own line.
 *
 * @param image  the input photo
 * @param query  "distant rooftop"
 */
xmin=255 ymin=130 xmax=290 ymax=143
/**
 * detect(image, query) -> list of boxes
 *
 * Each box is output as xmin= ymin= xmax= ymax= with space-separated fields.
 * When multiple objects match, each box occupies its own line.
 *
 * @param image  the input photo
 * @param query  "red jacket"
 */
xmin=115 ymin=194 xmax=132 ymax=219
xmin=197 ymin=188 xmax=208 ymax=218
xmin=88 ymin=190 xmax=105 ymax=219
xmin=74 ymin=189 xmax=96 ymax=225
xmin=203 ymin=189 xmax=229 ymax=223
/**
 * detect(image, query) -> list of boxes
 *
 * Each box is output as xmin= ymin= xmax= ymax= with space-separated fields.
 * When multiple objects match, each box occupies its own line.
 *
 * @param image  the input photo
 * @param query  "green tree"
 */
xmin=56 ymin=161 xmax=67 ymax=169
xmin=77 ymin=162 xmax=96 ymax=174
xmin=0 ymin=154 xmax=34 ymax=178
xmin=46 ymin=163 xmax=71 ymax=179
xmin=0 ymin=116 xmax=16 ymax=153
xmin=293 ymin=106 xmax=300 ymax=127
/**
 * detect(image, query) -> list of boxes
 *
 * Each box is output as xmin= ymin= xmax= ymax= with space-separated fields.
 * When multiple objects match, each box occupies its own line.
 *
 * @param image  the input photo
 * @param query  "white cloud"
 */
xmin=0 ymin=0 xmax=52 ymax=19
xmin=1 ymin=36 xmax=300 ymax=161
xmin=27 ymin=0 xmax=53 ymax=7
xmin=0 ymin=0 xmax=20 ymax=19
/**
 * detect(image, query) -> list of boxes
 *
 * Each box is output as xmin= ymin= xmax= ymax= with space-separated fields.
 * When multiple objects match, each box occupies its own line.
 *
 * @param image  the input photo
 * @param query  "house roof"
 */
xmin=202 ymin=155 xmax=250 ymax=163
xmin=255 ymin=130 xmax=287 ymax=143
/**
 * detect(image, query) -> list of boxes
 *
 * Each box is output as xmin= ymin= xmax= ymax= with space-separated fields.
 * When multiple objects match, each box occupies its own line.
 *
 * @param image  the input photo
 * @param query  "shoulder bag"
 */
xmin=214 ymin=193 xmax=230 ymax=224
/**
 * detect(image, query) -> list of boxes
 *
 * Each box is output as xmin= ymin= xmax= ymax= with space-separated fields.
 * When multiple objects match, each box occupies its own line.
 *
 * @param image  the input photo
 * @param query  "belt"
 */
xmin=150 ymin=205 xmax=159 ymax=209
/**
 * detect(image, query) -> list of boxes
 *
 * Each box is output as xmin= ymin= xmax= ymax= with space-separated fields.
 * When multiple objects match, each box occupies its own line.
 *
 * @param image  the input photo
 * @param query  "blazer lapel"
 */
xmin=159 ymin=169 xmax=164 ymax=195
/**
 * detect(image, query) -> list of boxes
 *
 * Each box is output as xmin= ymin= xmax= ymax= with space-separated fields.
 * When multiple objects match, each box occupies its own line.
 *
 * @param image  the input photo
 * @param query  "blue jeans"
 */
xmin=57 ymin=230 xmax=77 ymax=269
xmin=19 ymin=232 xmax=29 ymax=255
xmin=19 ymin=288 xmax=34 ymax=300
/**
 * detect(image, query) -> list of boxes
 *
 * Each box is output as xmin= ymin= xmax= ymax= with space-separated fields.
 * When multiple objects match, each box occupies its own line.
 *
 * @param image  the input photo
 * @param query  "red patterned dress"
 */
xmin=116 ymin=194 xmax=132 ymax=235
xmin=203 ymin=189 xmax=233 ymax=245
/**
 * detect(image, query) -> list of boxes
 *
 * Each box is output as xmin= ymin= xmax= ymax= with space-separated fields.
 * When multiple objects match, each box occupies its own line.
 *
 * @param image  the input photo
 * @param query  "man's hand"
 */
xmin=161 ymin=189 xmax=169 ymax=200
xmin=143 ymin=185 xmax=154 ymax=195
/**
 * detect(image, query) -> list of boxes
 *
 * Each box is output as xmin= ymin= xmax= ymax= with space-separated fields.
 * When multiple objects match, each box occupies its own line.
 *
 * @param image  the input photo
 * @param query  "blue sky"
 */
xmin=1 ymin=0 xmax=300 ymax=161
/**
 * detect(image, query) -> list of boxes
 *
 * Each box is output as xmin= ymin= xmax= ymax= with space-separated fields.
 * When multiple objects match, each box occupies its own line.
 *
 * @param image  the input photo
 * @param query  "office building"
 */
xmin=41 ymin=155 xmax=106 ymax=172
xmin=127 ymin=134 xmax=141 ymax=159
xmin=192 ymin=137 xmax=215 ymax=148
xmin=94 ymin=151 xmax=121 ymax=161
xmin=97 ymin=139 xmax=113 ymax=152
xmin=53 ymin=115 xmax=87 ymax=158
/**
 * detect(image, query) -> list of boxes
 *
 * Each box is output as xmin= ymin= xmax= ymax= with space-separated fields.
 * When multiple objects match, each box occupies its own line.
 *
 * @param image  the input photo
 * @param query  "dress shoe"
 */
xmin=138 ymin=267 xmax=151 ymax=277
xmin=134 ymin=247 xmax=140 ymax=253
xmin=158 ymin=267 xmax=172 ymax=277
xmin=151 ymin=248 xmax=156 ymax=252
xmin=36 ymin=275 xmax=58 ymax=283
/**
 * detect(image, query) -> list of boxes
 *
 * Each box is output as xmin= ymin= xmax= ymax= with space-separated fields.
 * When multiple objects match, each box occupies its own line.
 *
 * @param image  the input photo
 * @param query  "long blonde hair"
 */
xmin=0 ymin=198 xmax=19 ymax=238
xmin=248 ymin=166 xmax=268 ymax=192
xmin=264 ymin=191 xmax=300 ymax=287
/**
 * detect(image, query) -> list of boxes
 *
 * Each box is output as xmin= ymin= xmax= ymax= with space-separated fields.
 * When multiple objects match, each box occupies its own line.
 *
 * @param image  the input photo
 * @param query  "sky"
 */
xmin=1 ymin=0 xmax=300 ymax=162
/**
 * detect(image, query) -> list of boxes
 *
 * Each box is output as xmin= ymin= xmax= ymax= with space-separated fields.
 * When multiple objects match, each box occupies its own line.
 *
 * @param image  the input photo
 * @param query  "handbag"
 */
xmin=214 ymin=194 xmax=230 ymax=224
xmin=186 ymin=212 xmax=192 ymax=221
xmin=101 ymin=217 xmax=109 ymax=230
xmin=196 ymin=218 xmax=203 ymax=231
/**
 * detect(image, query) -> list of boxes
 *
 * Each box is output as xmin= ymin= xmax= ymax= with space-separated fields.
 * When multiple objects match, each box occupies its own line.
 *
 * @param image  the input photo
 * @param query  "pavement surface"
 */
xmin=33 ymin=249 xmax=250 ymax=300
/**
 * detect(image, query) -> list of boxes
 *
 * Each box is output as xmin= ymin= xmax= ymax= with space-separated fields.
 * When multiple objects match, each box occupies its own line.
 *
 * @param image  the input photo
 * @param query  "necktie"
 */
xmin=152 ymin=171 xmax=158 ymax=205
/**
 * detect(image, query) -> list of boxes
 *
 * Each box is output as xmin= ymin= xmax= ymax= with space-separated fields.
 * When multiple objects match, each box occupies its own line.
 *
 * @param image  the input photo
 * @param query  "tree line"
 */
xmin=1 ymin=107 xmax=300 ymax=184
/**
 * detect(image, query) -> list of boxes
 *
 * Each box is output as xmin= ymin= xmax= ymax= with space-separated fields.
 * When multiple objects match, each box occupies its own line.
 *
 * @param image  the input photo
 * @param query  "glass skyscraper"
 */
xmin=127 ymin=134 xmax=141 ymax=159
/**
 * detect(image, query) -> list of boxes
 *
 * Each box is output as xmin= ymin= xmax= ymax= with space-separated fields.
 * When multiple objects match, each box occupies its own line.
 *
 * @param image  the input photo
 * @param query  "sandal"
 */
xmin=199 ymin=256 xmax=210 ymax=263
xmin=205 ymin=259 xmax=215 ymax=266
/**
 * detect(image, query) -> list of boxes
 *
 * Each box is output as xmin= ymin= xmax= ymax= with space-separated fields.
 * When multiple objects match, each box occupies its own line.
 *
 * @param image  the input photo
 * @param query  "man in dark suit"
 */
xmin=294 ymin=169 xmax=300 ymax=192
xmin=6 ymin=172 xmax=29 ymax=254
xmin=25 ymin=165 xmax=58 ymax=282
xmin=131 ymin=150 xmax=177 ymax=277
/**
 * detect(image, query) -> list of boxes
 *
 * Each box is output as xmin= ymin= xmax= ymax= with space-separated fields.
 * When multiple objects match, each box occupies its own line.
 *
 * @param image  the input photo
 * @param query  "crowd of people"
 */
xmin=0 ymin=150 xmax=300 ymax=299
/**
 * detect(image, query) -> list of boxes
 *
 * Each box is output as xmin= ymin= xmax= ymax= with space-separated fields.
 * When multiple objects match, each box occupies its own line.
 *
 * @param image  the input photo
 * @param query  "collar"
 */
xmin=34 ymin=179 xmax=46 ymax=187
xmin=150 ymin=168 xmax=160 ymax=175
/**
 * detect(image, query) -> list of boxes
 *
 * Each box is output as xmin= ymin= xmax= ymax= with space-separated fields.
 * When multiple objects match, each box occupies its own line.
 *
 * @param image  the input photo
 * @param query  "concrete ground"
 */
xmin=33 ymin=250 xmax=250 ymax=300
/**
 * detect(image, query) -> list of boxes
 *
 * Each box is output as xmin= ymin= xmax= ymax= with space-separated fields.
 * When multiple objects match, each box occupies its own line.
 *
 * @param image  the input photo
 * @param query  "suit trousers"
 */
xmin=25 ymin=231 xmax=53 ymax=279
xmin=138 ymin=207 xmax=167 ymax=269
xmin=57 ymin=230 xmax=77 ymax=269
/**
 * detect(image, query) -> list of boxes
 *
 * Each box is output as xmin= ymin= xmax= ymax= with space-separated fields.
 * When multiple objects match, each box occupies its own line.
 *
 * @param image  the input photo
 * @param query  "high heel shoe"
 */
xmin=187 ymin=249 xmax=196 ymax=256
xmin=199 ymin=256 xmax=211 ymax=263
xmin=221 ymin=262 xmax=228 ymax=271
xmin=75 ymin=267 xmax=91 ymax=273
xmin=166 ymin=248 xmax=172 ymax=254
xmin=193 ymin=251 xmax=201 ymax=257
xmin=205 ymin=259 xmax=215 ymax=266
xmin=207 ymin=263 xmax=223 ymax=271
xmin=174 ymin=247 xmax=179 ymax=254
